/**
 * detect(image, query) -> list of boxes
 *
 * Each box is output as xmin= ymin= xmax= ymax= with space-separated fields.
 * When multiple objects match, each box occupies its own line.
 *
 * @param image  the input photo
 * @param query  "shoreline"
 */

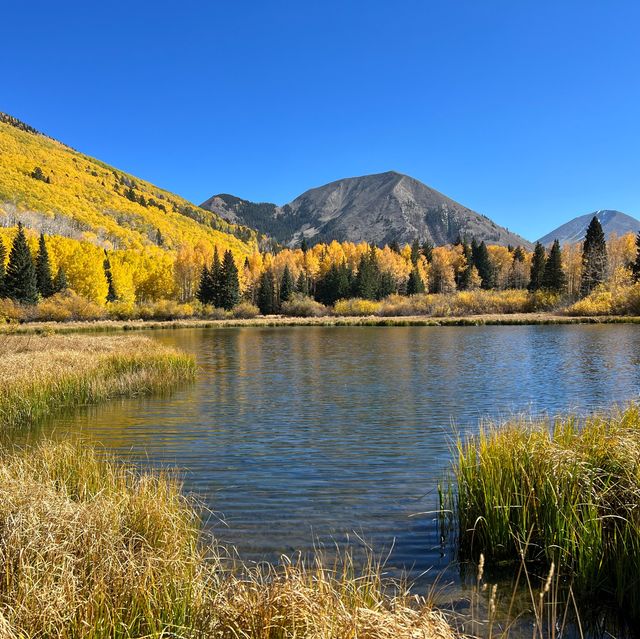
xmin=2 ymin=312 xmax=640 ymax=334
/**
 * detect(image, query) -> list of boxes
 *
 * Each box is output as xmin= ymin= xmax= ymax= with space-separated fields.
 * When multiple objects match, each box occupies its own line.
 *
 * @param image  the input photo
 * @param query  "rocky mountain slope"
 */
xmin=538 ymin=210 xmax=640 ymax=245
xmin=202 ymin=171 xmax=531 ymax=248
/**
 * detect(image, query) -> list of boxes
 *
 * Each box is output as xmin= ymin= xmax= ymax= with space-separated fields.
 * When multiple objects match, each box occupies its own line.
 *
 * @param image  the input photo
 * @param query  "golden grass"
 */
xmin=0 ymin=333 xmax=196 ymax=428
xmin=0 ymin=440 xmax=456 ymax=639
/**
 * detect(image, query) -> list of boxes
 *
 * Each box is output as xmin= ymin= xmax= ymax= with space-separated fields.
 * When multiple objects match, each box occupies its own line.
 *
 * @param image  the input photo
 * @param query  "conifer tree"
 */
xmin=257 ymin=269 xmax=277 ymax=314
xmin=315 ymin=262 xmax=351 ymax=305
xmin=377 ymin=271 xmax=396 ymax=299
xmin=473 ymin=241 xmax=495 ymax=289
xmin=219 ymin=250 xmax=239 ymax=310
xmin=580 ymin=216 xmax=608 ymax=296
xmin=410 ymin=239 xmax=421 ymax=265
xmin=0 ymin=237 xmax=6 ymax=297
xmin=632 ymin=232 xmax=640 ymax=283
xmin=210 ymin=247 xmax=222 ymax=307
xmin=5 ymin=223 xmax=38 ymax=304
xmin=54 ymin=267 xmax=68 ymax=293
xmin=196 ymin=264 xmax=212 ymax=304
xmin=296 ymin=271 xmax=309 ymax=296
xmin=421 ymin=241 xmax=433 ymax=262
xmin=389 ymin=240 xmax=401 ymax=254
xmin=103 ymin=253 xmax=117 ymax=302
xmin=353 ymin=246 xmax=380 ymax=299
xmin=541 ymin=239 xmax=566 ymax=293
xmin=406 ymin=267 xmax=425 ymax=295
xmin=528 ymin=242 xmax=547 ymax=292
xmin=35 ymin=233 xmax=54 ymax=298
xmin=280 ymin=265 xmax=294 ymax=303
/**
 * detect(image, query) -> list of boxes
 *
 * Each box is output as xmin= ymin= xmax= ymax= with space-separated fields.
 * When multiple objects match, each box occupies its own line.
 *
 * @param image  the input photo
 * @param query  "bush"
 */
xmin=36 ymin=290 xmax=106 ymax=322
xmin=136 ymin=299 xmax=196 ymax=320
xmin=281 ymin=294 xmax=327 ymax=317
xmin=566 ymin=286 xmax=613 ymax=316
xmin=231 ymin=301 xmax=259 ymax=319
xmin=333 ymin=298 xmax=381 ymax=316
xmin=0 ymin=298 xmax=26 ymax=322
xmin=105 ymin=300 xmax=137 ymax=320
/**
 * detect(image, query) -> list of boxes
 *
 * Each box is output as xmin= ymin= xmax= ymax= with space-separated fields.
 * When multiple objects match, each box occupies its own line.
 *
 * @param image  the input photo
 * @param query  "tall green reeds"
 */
xmin=447 ymin=404 xmax=640 ymax=622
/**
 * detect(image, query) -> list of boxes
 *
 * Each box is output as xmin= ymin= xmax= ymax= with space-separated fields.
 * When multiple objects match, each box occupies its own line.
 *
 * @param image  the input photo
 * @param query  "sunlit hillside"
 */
xmin=0 ymin=113 xmax=256 ymax=302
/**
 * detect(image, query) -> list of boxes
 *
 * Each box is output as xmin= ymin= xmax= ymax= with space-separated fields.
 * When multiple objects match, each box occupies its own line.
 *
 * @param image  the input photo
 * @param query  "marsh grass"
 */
xmin=0 ymin=440 xmax=456 ymax=639
xmin=447 ymin=404 xmax=640 ymax=625
xmin=0 ymin=333 xmax=196 ymax=428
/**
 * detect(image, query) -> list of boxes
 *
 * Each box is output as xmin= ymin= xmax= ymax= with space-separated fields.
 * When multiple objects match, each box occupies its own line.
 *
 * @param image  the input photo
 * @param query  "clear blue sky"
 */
xmin=3 ymin=1 xmax=639 ymax=240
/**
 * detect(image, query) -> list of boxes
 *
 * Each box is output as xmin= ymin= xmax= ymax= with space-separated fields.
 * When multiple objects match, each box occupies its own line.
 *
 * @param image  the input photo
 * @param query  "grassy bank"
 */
xmin=448 ymin=404 xmax=640 ymax=624
xmin=0 ymin=440 xmax=455 ymax=638
xmin=2 ymin=311 xmax=640 ymax=335
xmin=0 ymin=333 xmax=196 ymax=428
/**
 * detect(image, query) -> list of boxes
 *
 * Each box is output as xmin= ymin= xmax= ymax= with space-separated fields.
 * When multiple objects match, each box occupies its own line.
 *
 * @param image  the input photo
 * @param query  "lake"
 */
xmin=39 ymin=324 xmax=640 ymax=625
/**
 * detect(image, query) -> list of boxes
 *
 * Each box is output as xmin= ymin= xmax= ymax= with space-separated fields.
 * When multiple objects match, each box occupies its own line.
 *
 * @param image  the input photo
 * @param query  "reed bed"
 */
xmin=448 ymin=404 xmax=640 ymax=624
xmin=0 ymin=333 xmax=196 ymax=428
xmin=0 ymin=440 xmax=455 ymax=639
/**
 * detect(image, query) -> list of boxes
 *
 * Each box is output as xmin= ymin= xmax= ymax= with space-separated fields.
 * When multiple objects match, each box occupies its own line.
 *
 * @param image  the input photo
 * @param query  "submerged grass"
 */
xmin=0 ymin=333 xmax=196 ymax=428
xmin=0 ymin=440 xmax=456 ymax=639
xmin=448 ymin=404 xmax=640 ymax=625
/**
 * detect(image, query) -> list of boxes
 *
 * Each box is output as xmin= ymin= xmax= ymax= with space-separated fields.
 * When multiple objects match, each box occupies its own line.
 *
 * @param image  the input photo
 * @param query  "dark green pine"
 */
xmin=35 ymin=232 xmax=55 ymax=298
xmin=103 ymin=254 xmax=118 ymax=302
xmin=406 ymin=267 xmax=425 ymax=295
xmin=5 ymin=222 xmax=39 ymax=304
xmin=473 ymin=241 xmax=495 ymax=290
xmin=528 ymin=242 xmax=547 ymax=292
xmin=280 ymin=265 xmax=294 ymax=303
xmin=219 ymin=250 xmax=239 ymax=310
xmin=580 ymin=216 xmax=608 ymax=296
xmin=541 ymin=239 xmax=567 ymax=293
xmin=632 ymin=232 xmax=640 ymax=283
xmin=196 ymin=264 xmax=212 ymax=304
xmin=257 ymin=269 xmax=277 ymax=314
xmin=210 ymin=246 xmax=222 ymax=307
xmin=353 ymin=245 xmax=380 ymax=300
xmin=54 ymin=267 xmax=68 ymax=293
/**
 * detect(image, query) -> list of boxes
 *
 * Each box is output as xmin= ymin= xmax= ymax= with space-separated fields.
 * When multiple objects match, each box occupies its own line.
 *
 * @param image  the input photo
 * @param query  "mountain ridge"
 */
xmin=201 ymin=171 xmax=532 ymax=249
xmin=538 ymin=210 xmax=640 ymax=245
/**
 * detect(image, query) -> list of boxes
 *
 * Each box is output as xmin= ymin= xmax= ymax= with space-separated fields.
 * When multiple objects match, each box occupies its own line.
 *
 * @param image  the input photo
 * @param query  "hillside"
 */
xmin=0 ymin=113 xmax=255 ymax=254
xmin=538 ymin=210 xmax=640 ymax=245
xmin=202 ymin=171 xmax=532 ymax=249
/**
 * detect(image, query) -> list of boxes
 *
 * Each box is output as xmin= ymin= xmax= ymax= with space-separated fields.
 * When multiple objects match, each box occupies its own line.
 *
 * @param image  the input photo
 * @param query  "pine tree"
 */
xmin=528 ymin=242 xmax=547 ymax=292
xmin=196 ymin=264 xmax=212 ymax=304
xmin=580 ymin=216 xmax=608 ymax=296
xmin=296 ymin=272 xmax=309 ymax=296
xmin=5 ymin=223 xmax=38 ymax=304
xmin=257 ymin=270 xmax=277 ymax=314
xmin=473 ymin=241 xmax=495 ymax=289
xmin=315 ymin=262 xmax=351 ymax=305
xmin=35 ymin=233 xmax=54 ymax=298
xmin=377 ymin=271 xmax=396 ymax=299
xmin=389 ymin=240 xmax=400 ymax=254
xmin=631 ymin=232 xmax=640 ymax=283
xmin=353 ymin=246 xmax=380 ymax=299
xmin=219 ymin=250 xmax=239 ymax=310
xmin=280 ymin=265 xmax=294 ymax=303
xmin=54 ymin=267 xmax=68 ymax=293
xmin=103 ymin=254 xmax=118 ymax=302
xmin=406 ymin=267 xmax=425 ymax=295
xmin=210 ymin=247 xmax=222 ymax=307
xmin=0 ymin=237 xmax=6 ymax=297
xmin=410 ymin=239 xmax=421 ymax=265
xmin=541 ymin=239 xmax=566 ymax=293
xmin=421 ymin=241 xmax=433 ymax=262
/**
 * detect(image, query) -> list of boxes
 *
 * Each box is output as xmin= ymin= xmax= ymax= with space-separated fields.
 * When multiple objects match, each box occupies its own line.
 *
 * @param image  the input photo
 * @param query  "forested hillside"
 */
xmin=0 ymin=113 xmax=256 ymax=302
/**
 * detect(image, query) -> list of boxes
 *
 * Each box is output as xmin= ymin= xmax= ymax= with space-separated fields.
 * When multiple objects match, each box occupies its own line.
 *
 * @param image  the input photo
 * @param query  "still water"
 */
xmin=41 ymin=325 xmax=640 ymax=601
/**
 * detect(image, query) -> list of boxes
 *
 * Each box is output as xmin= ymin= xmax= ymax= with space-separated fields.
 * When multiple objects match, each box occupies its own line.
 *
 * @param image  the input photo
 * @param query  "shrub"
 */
xmin=36 ymin=290 xmax=106 ymax=322
xmin=231 ymin=301 xmax=259 ymax=319
xmin=105 ymin=300 xmax=137 ymax=320
xmin=377 ymin=294 xmax=431 ymax=316
xmin=136 ymin=299 xmax=196 ymax=320
xmin=0 ymin=298 xmax=26 ymax=322
xmin=281 ymin=294 xmax=327 ymax=317
xmin=333 ymin=298 xmax=381 ymax=316
xmin=566 ymin=285 xmax=613 ymax=316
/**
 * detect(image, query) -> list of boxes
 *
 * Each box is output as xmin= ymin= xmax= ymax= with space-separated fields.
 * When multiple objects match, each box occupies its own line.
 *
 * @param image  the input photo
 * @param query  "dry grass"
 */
xmin=0 ymin=333 xmax=196 ymax=428
xmin=0 ymin=440 xmax=456 ymax=639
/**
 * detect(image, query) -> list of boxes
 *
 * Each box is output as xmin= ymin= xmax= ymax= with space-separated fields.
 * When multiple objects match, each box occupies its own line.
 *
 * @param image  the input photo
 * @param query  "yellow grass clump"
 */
xmin=0 ymin=333 xmax=196 ymax=428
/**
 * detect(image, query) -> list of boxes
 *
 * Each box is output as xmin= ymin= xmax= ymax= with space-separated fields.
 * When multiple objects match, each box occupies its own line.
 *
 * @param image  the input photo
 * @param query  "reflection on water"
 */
xmin=38 ymin=326 xmax=640 ymax=605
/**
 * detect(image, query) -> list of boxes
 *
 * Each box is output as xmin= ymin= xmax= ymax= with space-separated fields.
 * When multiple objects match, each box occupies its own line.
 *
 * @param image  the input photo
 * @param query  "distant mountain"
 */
xmin=538 ymin=210 xmax=640 ymax=246
xmin=201 ymin=171 xmax=531 ymax=249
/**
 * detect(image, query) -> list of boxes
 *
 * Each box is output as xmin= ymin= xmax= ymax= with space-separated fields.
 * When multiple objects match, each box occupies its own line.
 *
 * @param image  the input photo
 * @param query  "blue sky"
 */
xmin=3 ymin=1 xmax=639 ymax=240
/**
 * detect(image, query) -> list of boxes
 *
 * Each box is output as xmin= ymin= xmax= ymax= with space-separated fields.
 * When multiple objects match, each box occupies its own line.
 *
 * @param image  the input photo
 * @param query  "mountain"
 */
xmin=538 ymin=210 xmax=640 ymax=246
xmin=0 ymin=112 xmax=255 ymax=254
xmin=201 ymin=171 xmax=532 ymax=249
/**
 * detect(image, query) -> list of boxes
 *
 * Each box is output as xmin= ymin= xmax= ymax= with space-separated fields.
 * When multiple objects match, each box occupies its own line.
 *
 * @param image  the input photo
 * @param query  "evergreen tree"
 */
xmin=389 ymin=240 xmax=401 ymax=254
xmin=219 ymin=250 xmax=239 ymax=310
xmin=541 ymin=239 xmax=566 ymax=293
xmin=353 ymin=246 xmax=380 ymax=299
xmin=315 ymin=262 xmax=351 ymax=305
xmin=512 ymin=246 xmax=526 ymax=262
xmin=257 ymin=269 xmax=277 ymax=314
xmin=0 ymin=237 xmax=6 ymax=297
xmin=209 ymin=247 xmax=222 ymax=307
xmin=296 ymin=271 xmax=309 ymax=296
xmin=580 ymin=216 xmax=608 ymax=296
xmin=53 ymin=267 xmax=68 ymax=293
xmin=5 ymin=223 xmax=38 ymax=304
xmin=458 ymin=241 xmax=473 ymax=290
xmin=528 ymin=242 xmax=547 ymax=292
xmin=406 ymin=267 xmax=425 ymax=295
xmin=196 ymin=264 xmax=212 ymax=304
xmin=300 ymin=237 xmax=308 ymax=253
xmin=103 ymin=253 xmax=117 ymax=302
xmin=473 ymin=241 xmax=495 ymax=289
xmin=633 ymin=232 xmax=640 ymax=283
xmin=35 ymin=233 xmax=54 ymax=298
xmin=377 ymin=271 xmax=396 ymax=299
xmin=410 ymin=239 xmax=421 ymax=265
xmin=421 ymin=241 xmax=433 ymax=262
xmin=280 ymin=265 xmax=295 ymax=303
